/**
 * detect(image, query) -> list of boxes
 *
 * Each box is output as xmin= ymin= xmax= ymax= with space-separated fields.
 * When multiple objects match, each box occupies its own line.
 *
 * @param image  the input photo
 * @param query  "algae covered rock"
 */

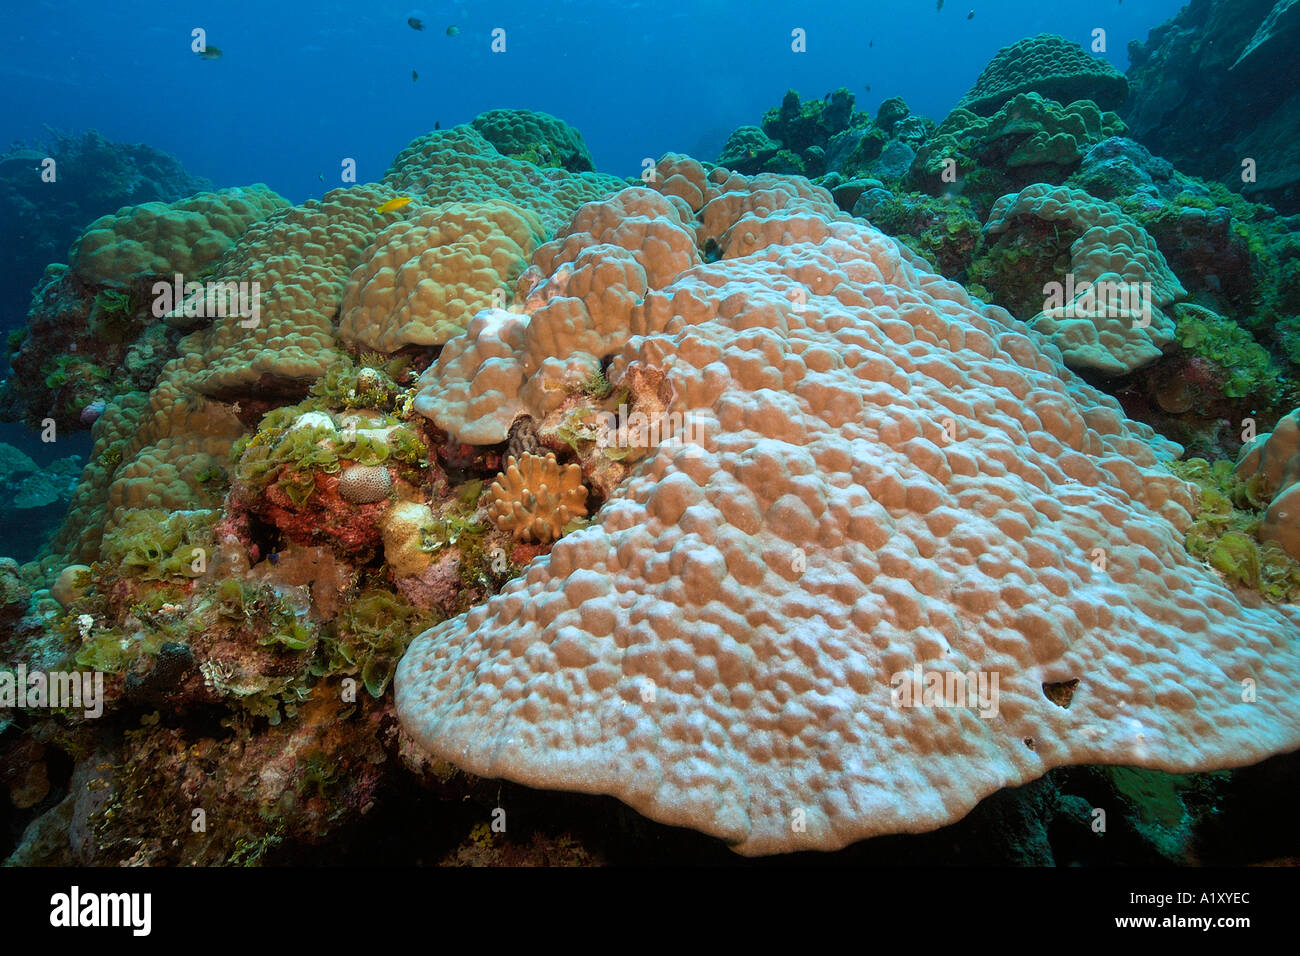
xmin=911 ymin=93 xmax=1127 ymax=213
xmin=1125 ymin=0 xmax=1300 ymax=212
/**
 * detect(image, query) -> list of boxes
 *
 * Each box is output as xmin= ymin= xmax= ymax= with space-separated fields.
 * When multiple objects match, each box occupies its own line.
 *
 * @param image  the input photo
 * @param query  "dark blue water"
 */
xmin=3 ymin=0 xmax=1186 ymax=202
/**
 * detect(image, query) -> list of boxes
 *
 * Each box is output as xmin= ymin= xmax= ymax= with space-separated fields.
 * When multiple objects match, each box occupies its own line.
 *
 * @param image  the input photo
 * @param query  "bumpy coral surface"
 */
xmin=338 ymin=201 xmax=545 ymax=351
xmin=487 ymin=453 xmax=589 ymax=544
xmin=1236 ymin=408 xmax=1300 ymax=560
xmin=412 ymin=184 xmax=704 ymax=443
xmin=338 ymin=465 xmax=393 ymax=504
xmin=68 ymin=185 xmax=289 ymax=287
xmin=382 ymin=126 xmax=624 ymax=233
xmin=913 ymin=94 xmax=1127 ymax=202
xmin=471 ymin=108 xmax=597 ymax=173
xmin=48 ymin=125 xmax=595 ymax=569
xmin=983 ymin=183 xmax=1185 ymax=375
xmin=397 ymin=157 xmax=1300 ymax=856
xmin=956 ymin=34 xmax=1129 ymax=116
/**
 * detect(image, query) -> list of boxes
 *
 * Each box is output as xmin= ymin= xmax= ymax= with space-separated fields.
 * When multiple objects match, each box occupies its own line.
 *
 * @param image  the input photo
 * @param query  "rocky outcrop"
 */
xmin=1124 ymin=0 xmax=1300 ymax=212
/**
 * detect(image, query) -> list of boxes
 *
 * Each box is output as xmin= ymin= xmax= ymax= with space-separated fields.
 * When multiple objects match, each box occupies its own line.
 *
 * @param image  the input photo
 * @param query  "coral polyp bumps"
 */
xmin=7 ymin=77 xmax=1300 ymax=866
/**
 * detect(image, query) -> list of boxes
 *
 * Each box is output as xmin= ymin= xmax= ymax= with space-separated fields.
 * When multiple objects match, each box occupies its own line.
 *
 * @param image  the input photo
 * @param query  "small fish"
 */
xmin=936 ymin=0 xmax=944 ymax=10
xmin=197 ymin=45 xmax=223 ymax=60
xmin=869 ymin=40 xmax=873 ymax=48
xmin=268 ymin=551 xmax=279 ymax=565
xmin=968 ymin=9 xmax=975 ymax=18
xmin=412 ymin=69 xmax=419 ymax=81
xmin=434 ymin=120 xmax=440 ymax=129
xmin=376 ymin=196 xmax=413 ymax=214
xmin=317 ymin=172 xmax=324 ymax=182
xmin=446 ymin=24 xmax=460 ymax=36
xmin=864 ymin=84 xmax=871 ymax=92
xmin=407 ymin=16 xmax=425 ymax=31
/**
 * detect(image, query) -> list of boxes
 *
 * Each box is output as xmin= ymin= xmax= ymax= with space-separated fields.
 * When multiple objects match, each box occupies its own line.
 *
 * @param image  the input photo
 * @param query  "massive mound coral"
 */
xmin=977 ymin=183 xmax=1185 ymax=376
xmin=396 ymin=157 xmax=1300 ymax=855
xmin=338 ymin=201 xmax=546 ymax=352
xmin=68 ymin=186 xmax=289 ymax=288
xmin=8 ymin=103 xmax=1300 ymax=866
xmin=42 ymin=122 xmax=622 ymax=569
xmin=0 ymin=185 xmax=290 ymax=430
xmin=956 ymin=34 xmax=1129 ymax=116
xmin=1236 ymin=407 xmax=1300 ymax=561
xmin=382 ymin=125 xmax=623 ymax=233
xmin=470 ymin=109 xmax=597 ymax=173
xmin=910 ymin=93 xmax=1127 ymax=211
xmin=410 ymin=179 xmax=708 ymax=446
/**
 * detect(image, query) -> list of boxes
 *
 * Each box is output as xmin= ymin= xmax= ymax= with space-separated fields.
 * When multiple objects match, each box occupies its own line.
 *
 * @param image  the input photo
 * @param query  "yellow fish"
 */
xmin=376 ymin=197 xmax=413 ymax=214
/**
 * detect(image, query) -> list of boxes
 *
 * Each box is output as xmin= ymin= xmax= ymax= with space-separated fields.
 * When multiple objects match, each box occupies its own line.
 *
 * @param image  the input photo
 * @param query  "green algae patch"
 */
xmin=100 ymin=509 xmax=219 ymax=582
xmin=318 ymin=589 xmax=439 ymax=698
xmin=1167 ymin=457 xmax=1300 ymax=602
xmin=1174 ymin=303 xmax=1284 ymax=402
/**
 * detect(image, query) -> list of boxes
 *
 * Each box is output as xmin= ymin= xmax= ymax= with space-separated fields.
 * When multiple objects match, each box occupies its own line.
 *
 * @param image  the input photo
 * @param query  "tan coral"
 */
xmin=68 ymin=185 xmax=288 ymax=287
xmin=396 ymin=158 xmax=1300 ymax=858
xmin=44 ymin=127 xmax=620 ymax=570
xmin=487 ymin=453 xmax=588 ymax=544
xmin=381 ymin=501 xmax=437 ymax=578
xmin=184 ymin=184 xmax=400 ymax=398
xmin=1235 ymin=407 xmax=1300 ymax=560
xmin=338 ymin=201 xmax=545 ymax=352
xmin=412 ymin=187 xmax=702 ymax=443
xmin=383 ymin=125 xmax=624 ymax=233
xmin=338 ymin=465 xmax=393 ymax=505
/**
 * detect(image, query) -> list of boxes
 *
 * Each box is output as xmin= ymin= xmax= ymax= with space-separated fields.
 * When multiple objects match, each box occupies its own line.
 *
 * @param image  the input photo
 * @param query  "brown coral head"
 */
xmin=338 ymin=464 xmax=393 ymax=504
xmin=487 ymin=452 xmax=588 ymax=543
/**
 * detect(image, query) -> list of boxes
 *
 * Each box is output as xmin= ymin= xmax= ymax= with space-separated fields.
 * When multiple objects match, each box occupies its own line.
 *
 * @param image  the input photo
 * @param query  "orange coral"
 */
xmin=486 ymin=452 xmax=587 ymax=543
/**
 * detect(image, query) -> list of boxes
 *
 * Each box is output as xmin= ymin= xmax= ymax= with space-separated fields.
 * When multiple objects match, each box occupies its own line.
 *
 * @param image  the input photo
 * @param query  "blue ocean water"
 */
xmin=2 ymin=0 xmax=1186 ymax=203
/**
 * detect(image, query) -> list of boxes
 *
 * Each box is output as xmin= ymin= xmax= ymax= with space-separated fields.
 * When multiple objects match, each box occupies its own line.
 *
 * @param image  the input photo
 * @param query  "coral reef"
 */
xmin=977 ymin=183 xmax=1184 ymax=376
xmin=0 ymin=130 xmax=212 ymax=332
xmin=4 ymin=94 xmax=1300 ymax=868
xmin=714 ymin=90 xmax=934 ymax=195
xmin=1165 ymin=456 xmax=1300 ymax=601
xmin=1235 ymin=408 xmax=1300 ymax=562
xmin=338 ymin=201 xmax=545 ymax=351
xmin=911 ymin=94 xmax=1127 ymax=215
xmin=0 ymin=443 xmax=81 ymax=562
xmin=383 ymin=125 xmax=624 ymax=233
xmin=470 ymin=109 xmax=597 ymax=173
xmin=0 ymin=186 xmax=289 ymax=431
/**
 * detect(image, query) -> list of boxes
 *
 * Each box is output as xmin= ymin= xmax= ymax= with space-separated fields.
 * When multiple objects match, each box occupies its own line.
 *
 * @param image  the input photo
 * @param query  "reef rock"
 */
xmin=1125 ymin=0 xmax=1300 ymax=212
